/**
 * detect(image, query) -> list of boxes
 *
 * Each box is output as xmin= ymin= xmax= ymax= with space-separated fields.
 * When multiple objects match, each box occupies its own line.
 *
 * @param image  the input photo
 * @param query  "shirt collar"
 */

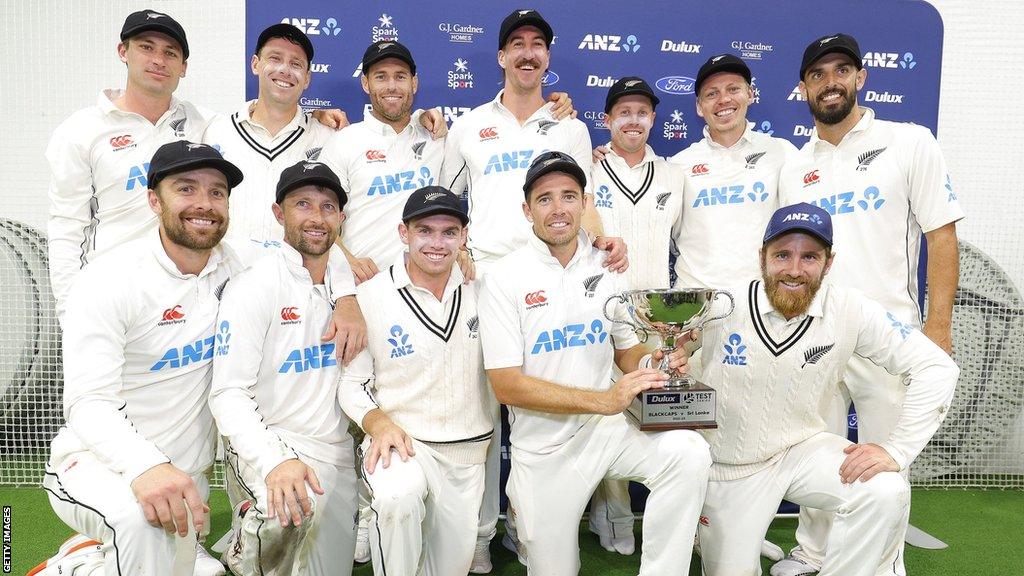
xmin=756 ymin=279 xmax=828 ymax=322
xmin=148 ymin=227 xmax=226 ymax=279
xmin=360 ymin=107 xmax=422 ymax=137
xmin=99 ymin=88 xmax=184 ymax=125
xmin=526 ymin=228 xmax=590 ymax=269
xmin=389 ymin=252 xmax=466 ymax=303
xmin=809 ymin=107 xmax=875 ymax=149
xmin=236 ymin=99 xmax=307 ymax=134
xmin=703 ymin=121 xmax=756 ymax=150
xmin=490 ymin=89 xmax=555 ymax=125
xmin=602 ymin=142 xmax=660 ymax=168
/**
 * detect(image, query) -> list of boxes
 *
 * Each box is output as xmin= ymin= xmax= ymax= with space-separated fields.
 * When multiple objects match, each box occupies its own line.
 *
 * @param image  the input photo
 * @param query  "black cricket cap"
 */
xmin=256 ymin=23 xmax=314 ymax=64
xmin=522 ymin=151 xmax=587 ymax=198
xmin=275 ymin=161 xmax=347 ymax=207
xmin=695 ymin=54 xmax=751 ymax=95
xmin=121 ymin=9 xmax=189 ymax=60
xmin=361 ymin=40 xmax=416 ymax=75
xmin=147 ymin=141 xmax=243 ymax=191
xmin=800 ymin=33 xmax=862 ymax=80
xmin=498 ymin=9 xmax=553 ymax=49
xmin=604 ymin=76 xmax=659 ymax=114
xmin=402 ymin=186 xmax=469 ymax=225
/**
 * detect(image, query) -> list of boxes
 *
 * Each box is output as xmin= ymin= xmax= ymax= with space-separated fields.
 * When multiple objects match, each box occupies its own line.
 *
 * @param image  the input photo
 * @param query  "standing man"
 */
xmin=440 ymin=11 xmax=625 ymax=570
xmin=586 ymin=76 xmax=685 ymax=555
xmin=47 ymin=9 xmax=213 ymax=321
xmin=479 ymin=152 xmax=710 ymax=575
xmin=773 ymin=33 xmax=964 ymax=576
xmin=42 ymin=142 xmax=246 ymax=575
xmin=693 ymin=203 xmax=958 ymax=576
xmin=339 ymin=187 xmax=492 ymax=575
xmin=210 ymin=161 xmax=358 ymax=575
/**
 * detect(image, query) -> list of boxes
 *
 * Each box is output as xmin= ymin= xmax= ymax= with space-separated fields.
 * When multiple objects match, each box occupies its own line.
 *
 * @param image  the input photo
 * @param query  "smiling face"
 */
xmin=523 ymin=171 xmax=585 ymax=249
xmin=498 ymin=25 xmax=549 ymax=93
xmin=608 ymin=95 xmax=655 ymax=155
xmin=119 ymin=31 xmax=188 ymax=98
xmin=760 ymin=232 xmax=834 ymax=319
xmin=696 ymin=71 xmax=753 ymax=141
xmin=800 ymin=52 xmax=866 ymax=126
xmin=362 ymin=58 xmax=417 ymax=125
xmin=149 ymin=167 xmax=229 ymax=251
xmin=399 ymin=214 xmax=466 ymax=280
xmin=274 ymin=184 xmax=343 ymax=257
xmin=251 ymin=37 xmax=312 ymax=107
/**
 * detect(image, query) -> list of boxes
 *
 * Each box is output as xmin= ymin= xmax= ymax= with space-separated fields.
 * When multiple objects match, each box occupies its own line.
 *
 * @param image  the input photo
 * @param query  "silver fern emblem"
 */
xmin=214 ymin=279 xmax=230 ymax=301
xmin=655 ymin=192 xmax=671 ymax=211
xmin=583 ymin=273 xmax=604 ymax=297
xmin=802 ymin=343 xmax=835 ymax=368
xmin=856 ymin=147 xmax=887 ymax=171
xmin=467 ymin=315 xmax=479 ymax=337
xmin=537 ymin=120 xmax=557 ymax=135
xmin=412 ymin=141 xmax=426 ymax=160
xmin=170 ymin=117 xmax=187 ymax=136
xmin=744 ymin=151 xmax=766 ymax=169
xmin=305 ymin=147 xmax=322 ymax=161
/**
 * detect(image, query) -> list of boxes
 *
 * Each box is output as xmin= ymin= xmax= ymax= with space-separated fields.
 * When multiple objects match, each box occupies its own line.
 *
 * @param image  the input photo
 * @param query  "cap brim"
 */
xmin=403 ymin=206 xmax=469 ymax=226
xmin=697 ymin=63 xmax=751 ymax=93
xmin=606 ymin=88 xmax=660 ymax=113
xmin=278 ymin=176 xmax=348 ymax=207
xmin=523 ymin=161 xmax=588 ymax=196
xmin=152 ymin=157 xmax=244 ymax=191
xmin=362 ymin=53 xmax=416 ymax=75
xmin=121 ymin=24 xmax=188 ymax=58
xmin=763 ymin=225 xmax=832 ymax=247
xmin=801 ymin=47 xmax=861 ymax=79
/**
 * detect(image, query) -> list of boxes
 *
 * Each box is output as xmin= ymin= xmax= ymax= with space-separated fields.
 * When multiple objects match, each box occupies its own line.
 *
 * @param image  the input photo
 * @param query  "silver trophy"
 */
xmin=604 ymin=288 xmax=734 ymax=430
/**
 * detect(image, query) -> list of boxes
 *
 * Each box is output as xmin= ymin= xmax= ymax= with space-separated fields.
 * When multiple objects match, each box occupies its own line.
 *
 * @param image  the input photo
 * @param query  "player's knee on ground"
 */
xmin=656 ymin=430 xmax=712 ymax=475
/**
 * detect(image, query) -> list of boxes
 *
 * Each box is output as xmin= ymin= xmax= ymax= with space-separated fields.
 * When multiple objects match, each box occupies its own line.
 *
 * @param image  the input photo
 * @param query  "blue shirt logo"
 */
xmin=388 ymin=325 xmax=414 ymax=358
xmin=483 ymin=149 xmax=538 ymax=175
xmin=367 ymin=166 xmax=434 ymax=196
xmin=692 ymin=182 xmax=768 ymax=208
xmin=722 ymin=333 xmax=747 ymax=365
xmin=125 ymin=162 xmax=151 ymax=191
xmin=530 ymin=319 xmax=608 ymax=355
xmin=595 ymin=185 xmax=613 ymax=209
xmin=812 ymin=186 xmax=886 ymax=215
xmin=215 ymin=321 xmax=231 ymax=356
xmin=278 ymin=343 xmax=338 ymax=373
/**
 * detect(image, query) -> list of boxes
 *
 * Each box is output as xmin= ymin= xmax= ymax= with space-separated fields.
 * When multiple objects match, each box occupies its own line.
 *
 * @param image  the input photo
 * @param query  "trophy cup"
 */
xmin=603 ymin=288 xmax=734 ymax=430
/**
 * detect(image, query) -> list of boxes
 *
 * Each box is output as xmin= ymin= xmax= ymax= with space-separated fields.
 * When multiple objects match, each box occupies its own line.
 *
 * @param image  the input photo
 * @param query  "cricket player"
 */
xmin=479 ymin=151 xmax=710 ymax=575
xmin=41 ymin=141 xmax=247 ymax=575
xmin=692 ymin=202 xmax=958 ymax=576
xmin=46 ymin=9 xmax=214 ymax=322
xmin=773 ymin=33 xmax=964 ymax=576
xmin=210 ymin=161 xmax=358 ymax=575
xmin=339 ymin=186 xmax=492 ymax=575
xmin=585 ymin=76 xmax=685 ymax=555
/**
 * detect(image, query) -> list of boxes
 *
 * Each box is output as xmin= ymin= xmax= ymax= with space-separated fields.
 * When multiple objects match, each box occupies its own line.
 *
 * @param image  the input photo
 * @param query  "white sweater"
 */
xmin=700 ymin=280 xmax=959 ymax=481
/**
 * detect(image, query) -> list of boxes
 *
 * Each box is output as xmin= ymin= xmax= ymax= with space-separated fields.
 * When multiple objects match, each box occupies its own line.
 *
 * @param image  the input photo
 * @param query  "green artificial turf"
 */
xmin=2 ymin=488 xmax=1021 ymax=575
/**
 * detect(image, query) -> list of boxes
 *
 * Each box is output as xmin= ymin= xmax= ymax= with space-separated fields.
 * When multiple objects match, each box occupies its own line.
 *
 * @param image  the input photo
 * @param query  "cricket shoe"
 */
xmin=770 ymin=555 xmax=820 ymax=576
xmin=587 ymin=516 xmax=635 ymax=556
xmin=195 ymin=544 xmax=226 ymax=576
xmin=27 ymin=534 xmax=103 ymax=576
xmin=354 ymin=515 xmax=371 ymax=564
xmin=469 ymin=537 xmax=492 ymax=574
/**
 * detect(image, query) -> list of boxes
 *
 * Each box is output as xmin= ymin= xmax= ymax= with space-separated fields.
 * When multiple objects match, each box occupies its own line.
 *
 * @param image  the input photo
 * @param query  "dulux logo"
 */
xmin=648 ymin=393 xmax=681 ymax=404
xmin=531 ymin=319 xmax=608 ymax=355
xmin=811 ymin=186 xmax=885 ymax=215
xmin=483 ymin=149 xmax=539 ymax=175
xmin=388 ymin=325 xmax=414 ymax=358
xmin=278 ymin=343 xmax=338 ymax=373
xmin=541 ymin=70 xmax=560 ymax=86
xmin=367 ymin=167 xmax=434 ymax=196
xmin=691 ymin=182 xmax=768 ymax=208
xmin=655 ymin=76 xmax=696 ymax=95
xmin=722 ymin=333 xmax=748 ymax=365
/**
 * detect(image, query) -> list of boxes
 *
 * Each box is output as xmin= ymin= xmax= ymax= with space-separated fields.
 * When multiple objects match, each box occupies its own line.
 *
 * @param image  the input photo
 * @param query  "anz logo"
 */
xmin=595 ymin=185 xmax=613 ymax=209
xmin=150 ymin=321 xmax=231 ymax=371
xmin=278 ymin=343 xmax=338 ymax=373
xmin=483 ymin=149 xmax=541 ymax=175
xmin=722 ymin=333 xmax=747 ymax=365
xmin=530 ymin=319 xmax=608 ymax=355
xmin=367 ymin=166 xmax=434 ymax=196
xmin=388 ymin=325 xmax=414 ymax=358
xmin=692 ymin=182 xmax=768 ymax=208
xmin=125 ymin=162 xmax=151 ymax=191
xmin=811 ymin=186 xmax=886 ymax=215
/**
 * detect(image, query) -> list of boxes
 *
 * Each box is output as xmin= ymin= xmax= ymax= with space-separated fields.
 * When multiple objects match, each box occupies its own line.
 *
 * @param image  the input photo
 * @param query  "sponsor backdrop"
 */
xmin=246 ymin=1 xmax=943 ymax=511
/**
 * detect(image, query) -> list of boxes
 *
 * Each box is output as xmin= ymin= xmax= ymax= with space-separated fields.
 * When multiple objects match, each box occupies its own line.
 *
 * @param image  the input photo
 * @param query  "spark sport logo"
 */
xmin=448 ymin=58 xmax=474 ymax=90
xmin=278 ymin=343 xmax=337 ymax=373
xmin=372 ymin=13 xmax=399 ymax=42
xmin=663 ymin=110 xmax=688 ymax=141
xmin=530 ymin=319 xmax=608 ymax=355
xmin=691 ymin=182 xmax=769 ymax=208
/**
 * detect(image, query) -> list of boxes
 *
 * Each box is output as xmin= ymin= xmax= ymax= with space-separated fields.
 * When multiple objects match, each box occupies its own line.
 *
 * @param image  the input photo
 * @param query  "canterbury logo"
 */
xmin=856 ymin=147 xmax=887 ymax=171
xmin=365 ymin=149 xmax=386 ymax=161
xmin=744 ymin=151 xmax=766 ymax=169
xmin=479 ymin=127 xmax=498 ymax=139
xmin=691 ymin=163 xmax=709 ymax=175
xmin=525 ymin=291 xmax=547 ymax=306
xmin=802 ymin=343 xmax=835 ymax=368
xmin=162 ymin=305 xmax=184 ymax=321
xmin=109 ymin=135 xmax=133 ymax=149
xmin=281 ymin=307 xmax=301 ymax=321
xmin=803 ymin=170 xmax=820 ymax=185
xmin=583 ymin=274 xmax=604 ymax=297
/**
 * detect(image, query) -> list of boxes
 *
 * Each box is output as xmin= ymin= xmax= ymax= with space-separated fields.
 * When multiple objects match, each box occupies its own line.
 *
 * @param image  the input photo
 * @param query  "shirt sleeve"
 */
xmin=46 ymin=122 xmax=95 ymax=322
xmin=440 ymin=119 xmax=468 ymax=195
xmin=852 ymin=293 xmax=959 ymax=470
xmin=208 ymin=268 xmax=298 ymax=480
xmin=566 ymin=121 xmax=595 ymax=195
xmin=904 ymin=126 xmax=964 ymax=233
xmin=319 ymin=129 xmax=353 ymax=193
xmin=478 ymin=270 xmax=525 ymax=369
xmin=61 ymin=269 xmax=169 ymax=482
xmin=338 ymin=346 xmax=379 ymax=428
xmin=326 ymin=247 xmax=357 ymax=299
xmin=607 ymin=274 xmax=641 ymax=350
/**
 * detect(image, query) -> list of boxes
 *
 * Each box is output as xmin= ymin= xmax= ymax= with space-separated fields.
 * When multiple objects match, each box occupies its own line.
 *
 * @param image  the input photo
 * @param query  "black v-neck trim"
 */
xmin=748 ymin=280 xmax=814 ymax=357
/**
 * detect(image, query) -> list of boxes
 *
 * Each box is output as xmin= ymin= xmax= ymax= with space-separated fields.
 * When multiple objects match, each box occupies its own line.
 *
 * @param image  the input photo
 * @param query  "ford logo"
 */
xmin=542 ymin=70 xmax=560 ymax=87
xmin=655 ymin=76 xmax=696 ymax=95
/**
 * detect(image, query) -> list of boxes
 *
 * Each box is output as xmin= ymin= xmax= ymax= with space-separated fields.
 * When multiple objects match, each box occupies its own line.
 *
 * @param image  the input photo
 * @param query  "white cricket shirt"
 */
xmin=479 ymin=230 xmax=639 ymax=454
xmin=668 ymin=122 xmax=798 ymax=289
xmin=778 ymin=108 xmax=965 ymax=326
xmin=440 ymin=90 xmax=593 ymax=266
xmin=46 ymin=89 xmax=214 ymax=318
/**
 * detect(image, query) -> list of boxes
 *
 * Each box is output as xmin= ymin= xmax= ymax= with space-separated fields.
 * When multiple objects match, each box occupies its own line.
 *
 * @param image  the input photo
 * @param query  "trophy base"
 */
xmin=625 ymin=382 xmax=718 ymax=431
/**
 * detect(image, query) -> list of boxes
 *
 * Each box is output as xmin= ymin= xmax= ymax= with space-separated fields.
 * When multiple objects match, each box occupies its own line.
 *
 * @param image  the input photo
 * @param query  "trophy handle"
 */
xmin=698 ymin=289 xmax=735 ymax=328
xmin=603 ymin=293 xmax=649 ymax=343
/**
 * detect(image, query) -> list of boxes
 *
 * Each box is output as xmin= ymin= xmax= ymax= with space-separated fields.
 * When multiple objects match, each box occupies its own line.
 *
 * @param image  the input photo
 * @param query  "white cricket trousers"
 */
xmin=793 ymin=357 xmax=910 ymax=575
xmin=224 ymin=447 xmax=357 ymax=576
xmin=362 ymin=438 xmax=487 ymax=576
xmin=44 ymin=450 xmax=208 ymax=575
xmin=699 ymin=431 xmax=910 ymax=576
xmin=509 ymin=413 xmax=711 ymax=576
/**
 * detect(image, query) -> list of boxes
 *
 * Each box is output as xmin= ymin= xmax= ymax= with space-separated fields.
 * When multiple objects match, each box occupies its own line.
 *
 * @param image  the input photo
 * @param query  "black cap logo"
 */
xmin=711 ymin=55 xmax=726 ymax=63
xmin=625 ymin=79 xmax=642 ymax=87
xmin=819 ymin=35 xmax=839 ymax=46
xmin=424 ymin=191 xmax=446 ymax=201
xmin=146 ymin=12 xmax=165 ymax=19
xmin=186 ymin=143 xmax=205 ymax=151
xmin=378 ymin=42 xmax=394 ymax=51
xmin=302 ymin=162 xmax=319 ymax=171
xmin=518 ymin=9 xmax=533 ymax=15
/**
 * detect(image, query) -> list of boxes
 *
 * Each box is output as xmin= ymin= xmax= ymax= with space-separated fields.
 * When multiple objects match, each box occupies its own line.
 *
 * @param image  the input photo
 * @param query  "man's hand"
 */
xmin=348 ymin=256 xmax=380 ymax=285
xmin=322 ymin=296 xmax=367 ymax=365
xmin=839 ymin=443 xmax=899 ymax=483
xmin=922 ymin=319 xmax=953 ymax=356
xmin=456 ymin=249 xmax=476 ymax=283
xmin=548 ymin=92 xmax=577 ymax=120
xmin=651 ymin=328 xmax=700 ymax=375
xmin=310 ymin=108 xmax=350 ymax=130
xmin=593 ymin=236 xmax=628 ymax=273
xmin=419 ymin=108 xmax=448 ymax=140
xmin=599 ymin=368 xmax=667 ymax=415
xmin=364 ymin=418 xmax=415 ymax=474
xmin=265 ymin=458 xmax=325 ymax=528
xmin=592 ymin=145 xmax=611 ymax=164
xmin=130 ymin=463 xmax=208 ymax=536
